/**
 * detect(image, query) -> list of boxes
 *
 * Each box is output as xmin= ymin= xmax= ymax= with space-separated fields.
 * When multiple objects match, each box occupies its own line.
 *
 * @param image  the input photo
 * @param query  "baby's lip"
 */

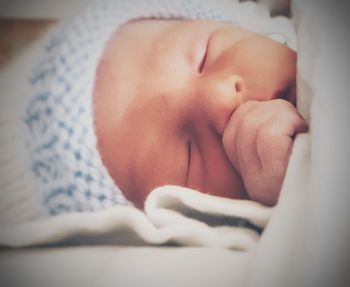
xmin=288 ymin=83 xmax=297 ymax=106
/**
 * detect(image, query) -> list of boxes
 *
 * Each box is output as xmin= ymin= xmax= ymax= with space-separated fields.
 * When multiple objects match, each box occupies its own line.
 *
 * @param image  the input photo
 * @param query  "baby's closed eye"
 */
xmin=197 ymin=39 xmax=208 ymax=73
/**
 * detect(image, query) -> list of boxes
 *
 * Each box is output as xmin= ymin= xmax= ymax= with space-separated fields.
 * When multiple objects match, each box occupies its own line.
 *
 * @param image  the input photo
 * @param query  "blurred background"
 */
xmin=0 ymin=0 xmax=88 ymax=68
xmin=0 ymin=0 xmax=88 ymax=19
xmin=0 ymin=0 xmax=290 ymax=68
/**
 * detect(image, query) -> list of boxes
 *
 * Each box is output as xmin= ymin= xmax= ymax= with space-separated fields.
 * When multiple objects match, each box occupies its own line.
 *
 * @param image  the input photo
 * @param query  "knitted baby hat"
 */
xmin=23 ymin=0 xmax=296 ymax=216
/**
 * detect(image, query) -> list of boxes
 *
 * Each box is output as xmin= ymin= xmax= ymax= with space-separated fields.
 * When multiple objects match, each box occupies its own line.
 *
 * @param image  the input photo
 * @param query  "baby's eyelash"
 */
xmin=197 ymin=42 xmax=208 ymax=73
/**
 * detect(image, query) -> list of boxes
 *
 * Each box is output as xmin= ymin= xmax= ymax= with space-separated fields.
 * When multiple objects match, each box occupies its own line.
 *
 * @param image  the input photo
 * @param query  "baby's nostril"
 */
xmin=235 ymin=82 xmax=242 ymax=93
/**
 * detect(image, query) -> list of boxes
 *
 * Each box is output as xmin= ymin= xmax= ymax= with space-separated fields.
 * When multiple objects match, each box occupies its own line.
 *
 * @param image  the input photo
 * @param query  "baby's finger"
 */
xmin=235 ymin=105 xmax=264 ymax=177
xmin=263 ymin=104 xmax=308 ymax=137
xmin=293 ymin=112 xmax=308 ymax=135
xmin=222 ymin=100 xmax=260 ymax=171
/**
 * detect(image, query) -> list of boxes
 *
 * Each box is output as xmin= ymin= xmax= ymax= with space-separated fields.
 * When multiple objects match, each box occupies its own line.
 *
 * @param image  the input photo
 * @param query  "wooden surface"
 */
xmin=0 ymin=19 xmax=56 ymax=68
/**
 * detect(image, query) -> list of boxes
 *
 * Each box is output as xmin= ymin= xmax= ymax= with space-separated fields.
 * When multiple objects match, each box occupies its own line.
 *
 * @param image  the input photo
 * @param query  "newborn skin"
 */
xmin=93 ymin=19 xmax=307 ymax=208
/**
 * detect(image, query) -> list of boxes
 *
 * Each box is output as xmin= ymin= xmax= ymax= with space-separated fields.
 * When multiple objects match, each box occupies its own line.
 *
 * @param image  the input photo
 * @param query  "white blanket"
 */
xmin=247 ymin=1 xmax=350 ymax=287
xmin=0 ymin=186 xmax=272 ymax=250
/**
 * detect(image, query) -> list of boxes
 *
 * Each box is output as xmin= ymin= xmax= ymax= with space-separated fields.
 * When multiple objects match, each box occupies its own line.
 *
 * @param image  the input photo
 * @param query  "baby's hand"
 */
xmin=222 ymin=99 xmax=308 ymax=206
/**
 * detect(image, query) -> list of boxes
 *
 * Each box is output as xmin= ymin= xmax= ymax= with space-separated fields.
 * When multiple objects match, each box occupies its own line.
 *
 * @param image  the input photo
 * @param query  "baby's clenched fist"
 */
xmin=222 ymin=99 xmax=308 ymax=206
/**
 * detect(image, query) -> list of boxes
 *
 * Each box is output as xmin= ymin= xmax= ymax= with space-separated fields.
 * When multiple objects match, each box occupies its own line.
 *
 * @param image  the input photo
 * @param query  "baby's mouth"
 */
xmin=277 ymin=81 xmax=297 ymax=106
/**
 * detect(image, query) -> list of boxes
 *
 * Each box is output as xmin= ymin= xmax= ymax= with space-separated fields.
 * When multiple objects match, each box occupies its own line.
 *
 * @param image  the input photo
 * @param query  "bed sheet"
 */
xmin=0 ymin=246 xmax=254 ymax=287
xmin=247 ymin=1 xmax=350 ymax=287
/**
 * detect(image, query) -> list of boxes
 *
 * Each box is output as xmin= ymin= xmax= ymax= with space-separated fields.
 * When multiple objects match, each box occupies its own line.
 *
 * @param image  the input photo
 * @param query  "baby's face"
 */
xmin=94 ymin=19 xmax=296 ymax=208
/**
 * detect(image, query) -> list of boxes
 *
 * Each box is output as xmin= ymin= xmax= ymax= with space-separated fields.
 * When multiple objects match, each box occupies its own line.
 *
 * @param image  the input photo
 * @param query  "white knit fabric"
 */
xmin=22 ymin=0 xmax=296 ymax=216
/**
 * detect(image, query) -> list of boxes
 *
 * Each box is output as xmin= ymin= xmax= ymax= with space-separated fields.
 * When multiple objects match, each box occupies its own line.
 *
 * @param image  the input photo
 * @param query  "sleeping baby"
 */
xmin=23 ymin=0 xmax=307 ymax=215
